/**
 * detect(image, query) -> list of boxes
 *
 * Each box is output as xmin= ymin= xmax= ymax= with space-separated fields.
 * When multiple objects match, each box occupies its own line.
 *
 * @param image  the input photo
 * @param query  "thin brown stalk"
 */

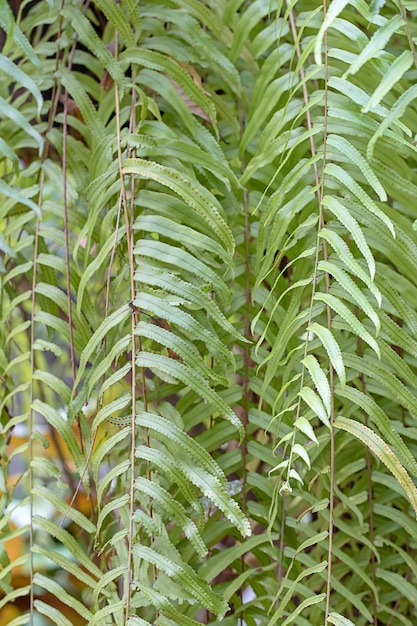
xmin=61 ymin=2 xmax=87 ymax=395
xmin=242 ymin=185 xmax=252 ymax=508
xmin=62 ymin=95 xmax=78 ymax=408
xmin=113 ymin=33 xmax=147 ymax=622
xmin=397 ymin=0 xmax=417 ymax=69
xmin=28 ymin=2 xmax=69 ymax=620
xmin=29 ymin=213 xmax=40 ymax=626
xmin=41 ymin=0 xmax=99 ymax=534
xmin=276 ymin=494 xmax=286 ymax=590
xmin=127 ymin=74 xmax=156 ymax=616
xmin=356 ymin=329 xmax=377 ymax=625
xmin=238 ymin=94 xmax=253 ymax=624
xmin=317 ymin=10 xmax=334 ymax=625
xmin=285 ymin=3 xmax=329 ymax=449
xmin=239 ymin=185 xmax=252 ymax=626
xmin=105 ymin=193 xmax=124 ymax=325
xmin=362 ymin=397 xmax=377 ymax=625
xmin=49 ymin=426 xmax=77 ymax=494
xmin=324 ymin=365 xmax=335 ymax=626
xmin=65 ymin=1 xmax=91 ymax=443
xmin=288 ymin=3 xmax=333 ymax=622
xmin=58 ymin=429 xmax=98 ymax=529
xmin=56 ymin=0 xmax=96 ymax=511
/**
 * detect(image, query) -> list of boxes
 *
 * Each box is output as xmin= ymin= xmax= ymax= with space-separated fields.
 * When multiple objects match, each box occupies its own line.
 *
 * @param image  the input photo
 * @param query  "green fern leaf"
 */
xmin=335 ymin=416 xmax=417 ymax=516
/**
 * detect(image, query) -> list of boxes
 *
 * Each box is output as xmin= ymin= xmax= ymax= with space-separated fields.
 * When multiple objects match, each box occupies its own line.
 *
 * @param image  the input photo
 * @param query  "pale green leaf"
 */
xmin=344 ymin=15 xmax=405 ymax=77
xmin=301 ymin=355 xmax=331 ymax=417
xmin=299 ymin=386 xmax=330 ymax=428
xmin=32 ymin=370 xmax=71 ymax=405
xmin=33 ymin=546 xmax=97 ymax=590
xmin=88 ymin=336 xmax=131 ymax=395
xmin=319 ymin=228 xmax=382 ymax=306
xmin=134 ymin=292 xmax=233 ymax=368
xmin=92 ymin=394 xmax=131 ymax=430
xmin=93 ymin=0 xmax=136 ymax=47
xmin=294 ymin=416 xmax=318 ymax=444
xmin=124 ymin=158 xmax=233 ymax=253
xmin=135 ymin=239 xmax=229 ymax=306
xmin=314 ymin=292 xmax=380 ymax=356
xmin=326 ymin=135 xmax=386 ymax=200
xmin=91 ymin=564 xmax=126 ymax=607
xmin=32 ymin=486 xmax=95 ymax=533
xmin=134 ymin=214 xmax=229 ymax=263
xmin=327 ymin=612 xmax=355 ymax=625
xmin=282 ymin=593 xmax=327 ymax=625
xmin=137 ymin=413 xmax=250 ymax=537
xmin=33 ymin=574 xmax=93 ymax=620
xmin=128 ymin=134 xmax=237 ymax=186
xmin=133 ymin=545 xmax=227 ymax=618
xmin=0 ymin=179 xmax=40 ymax=216
xmin=97 ymin=460 xmax=130 ymax=505
xmin=292 ymin=443 xmax=310 ymax=469
xmin=96 ymin=494 xmax=130 ymax=537
xmin=31 ymin=400 xmax=84 ymax=474
xmin=56 ymin=68 xmax=105 ymax=140
xmin=135 ymin=445 xmax=203 ymax=520
xmin=337 ymin=385 xmax=417 ymax=477
xmin=136 ymin=321 xmax=226 ymax=386
xmin=368 ymin=84 xmax=417 ymax=158
xmin=364 ymin=50 xmax=413 ymax=112
xmin=77 ymin=226 xmax=125 ymax=317
xmin=92 ymin=428 xmax=130 ymax=484
xmin=137 ymin=352 xmax=243 ymax=439
xmin=322 ymin=195 xmax=376 ymax=279
xmin=0 ymin=0 xmax=40 ymax=66
xmin=135 ymin=263 xmax=243 ymax=341
xmin=61 ymin=5 xmax=126 ymax=91
xmin=0 ymin=54 xmax=42 ymax=113
xmin=309 ymin=322 xmax=346 ymax=386
xmin=268 ymin=561 xmax=327 ymax=625
xmin=87 ymin=602 xmax=126 ymax=626
xmin=199 ymin=533 xmax=278 ymax=582
xmin=318 ymin=259 xmax=380 ymax=332
xmin=344 ymin=353 xmax=417 ymax=420
xmin=0 ymin=95 xmax=43 ymax=151
xmin=329 ymin=76 xmax=408 ymax=133
xmin=33 ymin=516 xmax=103 ymax=578
xmin=140 ymin=587 xmax=201 ymax=625
xmin=122 ymin=48 xmax=217 ymax=128
xmin=35 ymin=600 xmax=74 ymax=626
xmin=325 ymin=162 xmax=395 ymax=237
xmin=73 ymin=304 xmax=130 ymax=392
xmin=375 ymin=569 xmax=417 ymax=605
xmin=135 ymin=476 xmax=207 ymax=557
xmin=335 ymin=416 xmax=417 ymax=516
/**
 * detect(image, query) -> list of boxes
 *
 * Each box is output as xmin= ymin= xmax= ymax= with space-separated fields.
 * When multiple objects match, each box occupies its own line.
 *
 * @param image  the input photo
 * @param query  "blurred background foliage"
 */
xmin=1 ymin=0 xmax=417 ymax=624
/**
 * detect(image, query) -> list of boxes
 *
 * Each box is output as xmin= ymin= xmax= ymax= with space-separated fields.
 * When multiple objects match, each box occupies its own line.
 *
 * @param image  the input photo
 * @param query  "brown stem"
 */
xmin=28 ymin=0 xmax=71 ymax=620
xmin=288 ymin=3 xmax=333 ymax=621
xmin=397 ymin=0 xmax=417 ymax=69
xmin=277 ymin=494 xmax=286 ymax=592
xmin=238 ymin=84 xmax=253 ymax=622
xmin=356 ymin=328 xmax=377 ymax=625
xmin=113 ymin=37 xmax=153 ymax=621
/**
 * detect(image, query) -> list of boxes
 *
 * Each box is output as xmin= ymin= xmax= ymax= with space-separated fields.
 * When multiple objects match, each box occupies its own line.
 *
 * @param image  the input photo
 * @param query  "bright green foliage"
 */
xmin=0 ymin=0 xmax=417 ymax=624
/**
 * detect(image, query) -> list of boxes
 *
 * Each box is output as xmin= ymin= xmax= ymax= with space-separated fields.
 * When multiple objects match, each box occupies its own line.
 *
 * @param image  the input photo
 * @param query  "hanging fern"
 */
xmin=1 ymin=0 xmax=417 ymax=624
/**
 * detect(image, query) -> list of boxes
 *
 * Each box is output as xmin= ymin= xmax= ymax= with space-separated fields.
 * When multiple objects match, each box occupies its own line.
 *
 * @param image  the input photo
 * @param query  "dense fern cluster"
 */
xmin=1 ymin=0 xmax=417 ymax=624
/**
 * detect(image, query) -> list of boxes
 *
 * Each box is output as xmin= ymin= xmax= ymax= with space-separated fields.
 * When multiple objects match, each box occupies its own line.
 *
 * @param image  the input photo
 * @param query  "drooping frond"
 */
xmin=1 ymin=0 xmax=417 ymax=624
